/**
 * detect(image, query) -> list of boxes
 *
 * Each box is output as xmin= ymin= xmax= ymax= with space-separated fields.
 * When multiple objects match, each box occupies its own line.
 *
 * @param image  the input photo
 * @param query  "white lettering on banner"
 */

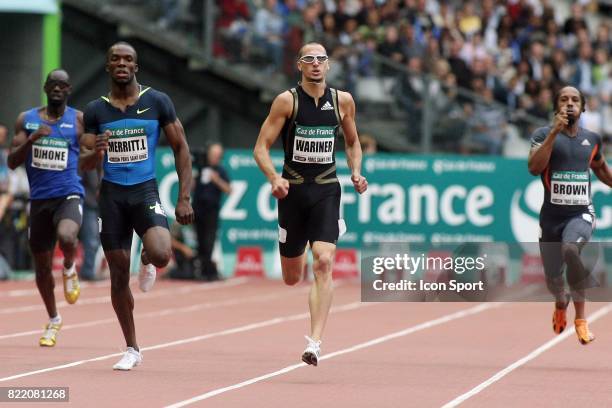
xmin=340 ymin=181 xmax=494 ymax=228
xmin=220 ymin=181 xmax=248 ymax=220
xmin=339 ymin=175 xmax=354 ymax=220
xmin=159 ymin=172 xmax=178 ymax=217
xmin=592 ymin=182 xmax=611 ymax=228
xmin=409 ymin=185 xmax=439 ymax=225
xmin=365 ymin=158 xmax=428 ymax=173
xmin=433 ymin=159 xmax=496 ymax=175
xmin=358 ymin=186 xmax=372 ymax=223
xmin=440 ymin=186 xmax=467 ymax=226
xmin=257 ymin=184 xmax=277 ymax=221
xmin=377 ymin=184 xmax=405 ymax=224
xmin=466 ymin=186 xmax=494 ymax=227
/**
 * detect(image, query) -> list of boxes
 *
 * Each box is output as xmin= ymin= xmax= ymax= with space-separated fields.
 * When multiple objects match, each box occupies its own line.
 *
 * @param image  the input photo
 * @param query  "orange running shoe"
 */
xmin=552 ymin=295 xmax=570 ymax=334
xmin=575 ymin=319 xmax=595 ymax=345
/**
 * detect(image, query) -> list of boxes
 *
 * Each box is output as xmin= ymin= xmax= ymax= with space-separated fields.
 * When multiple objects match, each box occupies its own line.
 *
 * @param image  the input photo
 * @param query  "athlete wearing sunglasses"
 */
xmin=299 ymin=55 xmax=329 ymax=64
xmin=254 ymin=42 xmax=368 ymax=366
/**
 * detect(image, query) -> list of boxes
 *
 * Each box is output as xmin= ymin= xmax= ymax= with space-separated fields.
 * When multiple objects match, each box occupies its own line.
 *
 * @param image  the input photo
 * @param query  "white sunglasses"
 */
xmin=299 ymin=54 xmax=329 ymax=63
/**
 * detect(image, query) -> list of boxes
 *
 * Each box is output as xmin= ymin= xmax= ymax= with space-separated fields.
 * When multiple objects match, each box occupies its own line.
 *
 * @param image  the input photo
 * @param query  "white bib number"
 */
xmin=31 ymin=139 xmax=68 ymax=171
xmin=292 ymin=124 xmax=335 ymax=164
xmin=107 ymin=127 xmax=148 ymax=163
xmin=550 ymin=171 xmax=590 ymax=206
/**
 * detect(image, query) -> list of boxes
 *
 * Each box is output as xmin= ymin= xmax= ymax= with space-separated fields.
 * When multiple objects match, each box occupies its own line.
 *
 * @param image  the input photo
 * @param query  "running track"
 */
xmin=1 ymin=277 xmax=611 ymax=407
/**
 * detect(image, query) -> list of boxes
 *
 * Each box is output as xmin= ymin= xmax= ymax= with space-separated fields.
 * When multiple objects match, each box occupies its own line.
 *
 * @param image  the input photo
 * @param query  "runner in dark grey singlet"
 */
xmin=528 ymin=86 xmax=612 ymax=345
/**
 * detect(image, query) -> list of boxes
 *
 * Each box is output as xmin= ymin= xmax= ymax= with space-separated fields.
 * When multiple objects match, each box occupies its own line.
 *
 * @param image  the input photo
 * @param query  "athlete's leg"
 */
xmin=539 ymin=215 xmax=568 ymax=334
xmin=562 ymin=215 xmax=595 ymax=344
xmin=278 ymin=184 xmax=308 ymax=286
xmin=29 ymin=201 xmax=60 ymax=318
xmin=57 ymin=219 xmax=79 ymax=269
xmin=305 ymin=183 xmax=340 ymax=341
xmin=141 ymin=226 xmax=172 ymax=268
xmin=309 ymin=241 xmax=335 ymax=341
xmin=54 ymin=197 xmax=83 ymax=303
xmin=540 ymin=241 xmax=565 ymax=306
xmin=281 ymin=251 xmax=307 ymax=286
xmin=562 ymin=242 xmax=587 ymax=319
xmin=562 ymin=215 xmax=595 ymax=320
xmin=106 ymin=248 xmax=138 ymax=349
xmin=32 ymin=251 xmax=57 ymax=318
xmin=98 ymin=181 xmax=139 ymax=349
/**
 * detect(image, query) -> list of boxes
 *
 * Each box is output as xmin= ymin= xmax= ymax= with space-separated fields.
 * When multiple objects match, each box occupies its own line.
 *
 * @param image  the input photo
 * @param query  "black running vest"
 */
xmin=280 ymin=86 xmax=341 ymax=184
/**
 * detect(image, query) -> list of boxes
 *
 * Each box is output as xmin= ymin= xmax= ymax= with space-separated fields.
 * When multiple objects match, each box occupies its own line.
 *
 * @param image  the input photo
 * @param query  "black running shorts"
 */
xmin=29 ymin=194 xmax=83 ymax=253
xmin=278 ymin=182 xmax=342 ymax=258
xmin=99 ymin=179 xmax=169 ymax=251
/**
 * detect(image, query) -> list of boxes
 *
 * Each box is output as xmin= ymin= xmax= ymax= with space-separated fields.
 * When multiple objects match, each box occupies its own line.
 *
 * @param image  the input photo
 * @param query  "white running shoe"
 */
xmin=301 ymin=335 xmax=321 ymax=366
xmin=113 ymin=347 xmax=142 ymax=370
xmin=138 ymin=262 xmax=156 ymax=292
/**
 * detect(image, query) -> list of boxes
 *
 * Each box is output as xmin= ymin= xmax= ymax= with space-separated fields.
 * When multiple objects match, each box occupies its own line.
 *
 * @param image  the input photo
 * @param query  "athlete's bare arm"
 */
xmin=253 ymin=91 xmax=293 ymax=199
xmin=591 ymin=154 xmax=612 ymax=187
xmin=338 ymin=91 xmax=367 ymax=194
xmin=164 ymin=118 xmax=194 ymax=225
xmin=76 ymin=111 xmax=84 ymax=141
xmin=79 ymin=130 xmax=110 ymax=171
xmin=528 ymin=110 xmax=568 ymax=175
xmin=8 ymin=112 xmax=52 ymax=170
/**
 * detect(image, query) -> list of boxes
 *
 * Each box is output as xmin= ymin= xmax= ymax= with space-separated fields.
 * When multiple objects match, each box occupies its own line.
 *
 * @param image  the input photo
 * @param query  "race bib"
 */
xmin=107 ymin=127 xmax=148 ymax=163
xmin=31 ymin=138 xmax=68 ymax=171
xmin=550 ymin=171 xmax=590 ymax=206
xmin=292 ymin=124 xmax=335 ymax=164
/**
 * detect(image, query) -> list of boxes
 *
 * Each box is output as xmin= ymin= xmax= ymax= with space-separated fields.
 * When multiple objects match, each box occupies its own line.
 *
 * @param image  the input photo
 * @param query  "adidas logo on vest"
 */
xmin=321 ymin=101 xmax=334 ymax=111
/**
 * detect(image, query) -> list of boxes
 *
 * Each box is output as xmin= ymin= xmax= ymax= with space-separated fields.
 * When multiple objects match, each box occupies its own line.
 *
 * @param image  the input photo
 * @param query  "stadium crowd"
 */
xmin=210 ymin=0 xmax=608 ymax=148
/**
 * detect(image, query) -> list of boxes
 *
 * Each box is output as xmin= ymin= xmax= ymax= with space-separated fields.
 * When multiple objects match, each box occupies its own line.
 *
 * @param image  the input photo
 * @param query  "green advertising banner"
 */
xmin=155 ymin=148 xmax=612 ymax=276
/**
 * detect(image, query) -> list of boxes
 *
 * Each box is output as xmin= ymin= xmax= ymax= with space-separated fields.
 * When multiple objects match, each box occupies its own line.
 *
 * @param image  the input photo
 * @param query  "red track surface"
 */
xmin=1 ymin=277 xmax=611 ymax=407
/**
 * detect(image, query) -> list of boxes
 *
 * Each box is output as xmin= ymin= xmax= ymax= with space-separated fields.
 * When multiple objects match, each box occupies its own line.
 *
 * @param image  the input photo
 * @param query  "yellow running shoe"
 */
xmin=575 ymin=319 xmax=595 ymax=345
xmin=63 ymin=265 xmax=80 ymax=304
xmin=39 ymin=322 xmax=62 ymax=347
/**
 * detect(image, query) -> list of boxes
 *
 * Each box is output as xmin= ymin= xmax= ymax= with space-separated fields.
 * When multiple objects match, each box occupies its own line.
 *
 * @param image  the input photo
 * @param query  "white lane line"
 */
xmin=0 ymin=280 xmax=119 ymax=298
xmin=0 ymin=287 xmax=311 ymax=340
xmin=0 ymin=299 xmax=366 ymax=382
xmin=164 ymin=303 xmax=500 ymax=408
xmin=0 ymin=277 xmax=249 ymax=314
xmin=441 ymin=303 xmax=612 ymax=408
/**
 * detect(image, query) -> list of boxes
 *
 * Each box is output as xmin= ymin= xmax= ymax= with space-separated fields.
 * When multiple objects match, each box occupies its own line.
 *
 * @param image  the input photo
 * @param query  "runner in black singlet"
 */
xmin=254 ymin=43 xmax=368 ymax=366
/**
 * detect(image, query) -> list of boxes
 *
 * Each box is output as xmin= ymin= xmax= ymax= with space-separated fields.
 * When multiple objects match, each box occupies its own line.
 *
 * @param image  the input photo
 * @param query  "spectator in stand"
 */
xmin=379 ymin=25 xmax=404 ymax=75
xmin=253 ymin=0 xmax=285 ymax=74
xmin=214 ymin=0 xmax=251 ymax=61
